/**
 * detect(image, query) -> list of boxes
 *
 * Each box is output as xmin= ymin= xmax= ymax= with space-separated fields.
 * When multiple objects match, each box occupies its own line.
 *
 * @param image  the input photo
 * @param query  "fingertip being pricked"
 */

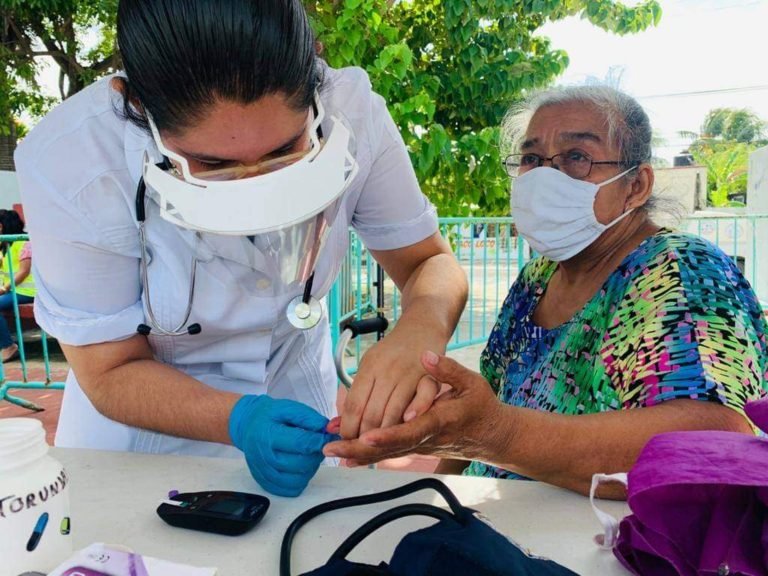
xmin=326 ymin=416 xmax=341 ymax=434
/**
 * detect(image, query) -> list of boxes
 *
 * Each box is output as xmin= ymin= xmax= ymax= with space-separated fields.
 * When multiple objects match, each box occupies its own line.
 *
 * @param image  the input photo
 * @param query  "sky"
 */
xmin=539 ymin=0 xmax=768 ymax=162
xmin=31 ymin=0 xmax=767 ymax=163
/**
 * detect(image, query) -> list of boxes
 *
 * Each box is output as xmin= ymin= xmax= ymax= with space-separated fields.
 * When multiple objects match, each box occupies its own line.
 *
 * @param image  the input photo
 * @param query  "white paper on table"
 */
xmin=47 ymin=542 xmax=218 ymax=575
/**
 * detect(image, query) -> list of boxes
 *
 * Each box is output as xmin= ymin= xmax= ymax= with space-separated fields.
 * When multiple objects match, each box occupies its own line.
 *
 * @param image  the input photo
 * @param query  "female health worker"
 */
xmin=14 ymin=0 xmax=467 ymax=497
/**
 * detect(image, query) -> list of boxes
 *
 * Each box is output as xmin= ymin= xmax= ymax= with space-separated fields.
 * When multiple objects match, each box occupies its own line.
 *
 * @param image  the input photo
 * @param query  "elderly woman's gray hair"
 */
xmin=502 ymin=85 xmax=653 ymax=171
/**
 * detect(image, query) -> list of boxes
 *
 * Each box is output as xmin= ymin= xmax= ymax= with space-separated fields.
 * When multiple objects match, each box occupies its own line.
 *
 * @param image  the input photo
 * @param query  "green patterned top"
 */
xmin=466 ymin=230 xmax=768 ymax=479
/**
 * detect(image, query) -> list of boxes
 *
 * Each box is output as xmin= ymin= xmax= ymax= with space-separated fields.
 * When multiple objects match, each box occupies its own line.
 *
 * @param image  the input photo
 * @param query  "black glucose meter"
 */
xmin=156 ymin=490 xmax=270 ymax=536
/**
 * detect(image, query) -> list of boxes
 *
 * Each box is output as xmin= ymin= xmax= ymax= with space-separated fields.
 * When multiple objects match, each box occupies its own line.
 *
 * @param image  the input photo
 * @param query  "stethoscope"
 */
xmin=134 ymin=162 xmax=202 ymax=337
xmin=133 ymin=159 xmax=320 ymax=337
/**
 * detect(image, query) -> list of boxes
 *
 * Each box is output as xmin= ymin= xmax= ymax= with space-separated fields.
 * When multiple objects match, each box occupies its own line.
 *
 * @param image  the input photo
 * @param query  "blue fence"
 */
xmin=329 ymin=214 xmax=768 ymax=375
xmin=0 ymin=234 xmax=63 ymax=411
xmin=2 ymin=214 xmax=768 ymax=409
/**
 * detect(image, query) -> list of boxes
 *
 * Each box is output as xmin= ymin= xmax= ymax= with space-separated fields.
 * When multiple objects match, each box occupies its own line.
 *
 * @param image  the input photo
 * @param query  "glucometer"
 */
xmin=156 ymin=490 xmax=270 ymax=536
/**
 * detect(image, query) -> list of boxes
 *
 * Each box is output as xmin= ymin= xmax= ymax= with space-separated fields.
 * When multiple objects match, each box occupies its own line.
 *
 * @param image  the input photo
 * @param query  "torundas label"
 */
xmin=0 ymin=468 xmax=68 ymax=519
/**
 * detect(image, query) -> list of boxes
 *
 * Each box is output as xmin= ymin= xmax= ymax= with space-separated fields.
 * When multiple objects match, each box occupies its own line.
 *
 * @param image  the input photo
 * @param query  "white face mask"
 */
xmin=510 ymin=166 xmax=637 ymax=262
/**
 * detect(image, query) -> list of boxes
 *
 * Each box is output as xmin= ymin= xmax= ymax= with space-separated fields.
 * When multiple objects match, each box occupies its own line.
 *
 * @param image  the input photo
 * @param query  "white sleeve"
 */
xmin=351 ymin=93 xmax=438 ymax=251
xmin=16 ymin=160 xmax=144 ymax=346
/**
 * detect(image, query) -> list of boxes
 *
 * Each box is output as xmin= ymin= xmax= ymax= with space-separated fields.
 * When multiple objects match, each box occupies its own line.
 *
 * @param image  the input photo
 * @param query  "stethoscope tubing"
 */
xmin=134 ymin=172 xmax=316 ymax=337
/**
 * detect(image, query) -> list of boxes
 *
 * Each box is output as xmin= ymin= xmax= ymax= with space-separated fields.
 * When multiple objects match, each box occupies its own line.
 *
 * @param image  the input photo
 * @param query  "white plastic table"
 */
xmin=54 ymin=448 xmax=631 ymax=575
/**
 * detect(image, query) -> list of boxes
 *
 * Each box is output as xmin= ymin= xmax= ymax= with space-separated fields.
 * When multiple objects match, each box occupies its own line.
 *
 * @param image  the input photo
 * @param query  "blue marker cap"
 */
xmin=26 ymin=512 xmax=49 ymax=552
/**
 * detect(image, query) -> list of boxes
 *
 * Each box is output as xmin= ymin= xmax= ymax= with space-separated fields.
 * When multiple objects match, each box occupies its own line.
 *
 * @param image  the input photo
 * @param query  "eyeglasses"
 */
xmin=502 ymin=151 xmax=625 ymax=180
xmin=180 ymin=147 xmax=317 ymax=182
xmin=158 ymin=105 xmax=321 ymax=183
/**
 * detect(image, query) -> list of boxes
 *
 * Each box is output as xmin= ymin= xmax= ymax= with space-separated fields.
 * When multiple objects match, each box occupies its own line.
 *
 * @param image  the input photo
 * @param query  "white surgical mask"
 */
xmin=510 ymin=166 xmax=637 ymax=262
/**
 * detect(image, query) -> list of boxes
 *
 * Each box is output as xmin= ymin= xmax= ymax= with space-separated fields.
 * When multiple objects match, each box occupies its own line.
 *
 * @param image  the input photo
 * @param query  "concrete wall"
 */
xmin=747 ymin=146 xmax=768 ymax=303
xmin=0 ymin=130 xmax=17 ymax=171
xmin=652 ymin=165 xmax=706 ymax=222
xmin=0 ymin=170 xmax=20 ymax=209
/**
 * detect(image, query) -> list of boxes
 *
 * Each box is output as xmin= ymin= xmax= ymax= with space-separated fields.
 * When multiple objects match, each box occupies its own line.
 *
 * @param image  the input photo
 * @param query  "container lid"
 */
xmin=0 ymin=418 xmax=49 ymax=471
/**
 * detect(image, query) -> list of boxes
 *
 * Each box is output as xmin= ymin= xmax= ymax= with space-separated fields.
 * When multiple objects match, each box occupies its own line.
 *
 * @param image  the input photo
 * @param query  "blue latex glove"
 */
xmin=229 ymin=395 xmax=336 ymax=497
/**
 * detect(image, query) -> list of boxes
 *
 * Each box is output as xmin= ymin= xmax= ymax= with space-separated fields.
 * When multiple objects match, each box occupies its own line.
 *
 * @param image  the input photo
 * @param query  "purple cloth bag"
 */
xmin=613 ymin=398 xmax=768 ymax=576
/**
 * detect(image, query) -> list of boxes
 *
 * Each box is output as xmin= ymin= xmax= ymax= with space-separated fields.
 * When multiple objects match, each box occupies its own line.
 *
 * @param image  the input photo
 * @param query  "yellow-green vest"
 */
xmin=1 ymin=241 xmax=36 ymax=298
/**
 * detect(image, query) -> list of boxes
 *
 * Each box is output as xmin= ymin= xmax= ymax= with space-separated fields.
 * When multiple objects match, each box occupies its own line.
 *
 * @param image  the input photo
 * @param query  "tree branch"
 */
xmin=5 ymin=16 xmax=36 ymax=60
xmin=89 ymin=52 xmax=120 ymax=75
xmin=28 ymin=18 xmax=72 ymax=71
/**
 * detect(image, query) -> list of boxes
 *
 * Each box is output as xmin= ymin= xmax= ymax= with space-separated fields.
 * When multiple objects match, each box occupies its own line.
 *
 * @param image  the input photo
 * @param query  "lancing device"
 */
xmin=26 ymin=512 xmax=49 ymax=551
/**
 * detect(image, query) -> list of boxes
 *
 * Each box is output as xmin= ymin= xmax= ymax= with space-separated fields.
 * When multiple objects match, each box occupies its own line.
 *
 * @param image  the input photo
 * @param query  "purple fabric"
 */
xmin=614 ymin=398 xmax=768 ymax=575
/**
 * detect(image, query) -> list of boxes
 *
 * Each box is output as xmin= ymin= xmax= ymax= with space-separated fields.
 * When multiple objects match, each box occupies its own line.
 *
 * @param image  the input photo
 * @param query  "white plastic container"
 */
xmin=0 ymin=418 xmax=72 ymax=575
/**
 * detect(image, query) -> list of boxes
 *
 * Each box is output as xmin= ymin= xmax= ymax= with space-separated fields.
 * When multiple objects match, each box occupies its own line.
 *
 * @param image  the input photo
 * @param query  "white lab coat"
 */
xmin=15 ymin=64 xmax=438 ymax=457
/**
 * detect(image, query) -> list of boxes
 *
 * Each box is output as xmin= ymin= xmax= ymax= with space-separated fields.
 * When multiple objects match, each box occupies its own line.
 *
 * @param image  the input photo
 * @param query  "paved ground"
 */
xmin=0 ymin=337 xmax=485 ymax=474
xmin=0 ymin=337 xmax=68 ymax=444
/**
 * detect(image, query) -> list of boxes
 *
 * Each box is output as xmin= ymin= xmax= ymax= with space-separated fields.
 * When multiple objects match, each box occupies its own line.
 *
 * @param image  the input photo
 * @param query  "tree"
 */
xmin=686 ymin=107 xmax=767 ymax=206
xmin=701 ymin=107 xmax=766 ymax=144
xmin=690 ymin=140 xmax=754 ymax=207
xmin=306 ymin=0 xmax=662 ymax=215
xmin=1 ymin=0 xmax=662 ymax=215
xmin=0 ymin=1 xmax=119 ymax=168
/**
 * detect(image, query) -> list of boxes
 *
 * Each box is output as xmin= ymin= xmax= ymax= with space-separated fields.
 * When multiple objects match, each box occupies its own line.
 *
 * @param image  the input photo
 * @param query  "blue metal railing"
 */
xmin=328 ymin=218 xmax=526 ymax=376
xmin=3 ymin=214 xmax=768 ymax=408
xmin=329 ymin=214 xmax=768 ymax=376
xmin=0 ymin=234 xmax=63 ymax=411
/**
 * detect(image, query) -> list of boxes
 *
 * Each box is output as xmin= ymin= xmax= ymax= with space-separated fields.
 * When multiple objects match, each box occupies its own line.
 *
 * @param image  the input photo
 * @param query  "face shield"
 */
xmin=141 ymin=94 xmax=359 ymax=329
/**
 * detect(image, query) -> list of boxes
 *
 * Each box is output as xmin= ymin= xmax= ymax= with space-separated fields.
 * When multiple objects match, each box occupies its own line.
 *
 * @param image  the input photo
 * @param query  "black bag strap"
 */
xmin=329 ymin=503 xmax=458 ymax=561
xmin=280 ymin=478 xmax=471 ymax=576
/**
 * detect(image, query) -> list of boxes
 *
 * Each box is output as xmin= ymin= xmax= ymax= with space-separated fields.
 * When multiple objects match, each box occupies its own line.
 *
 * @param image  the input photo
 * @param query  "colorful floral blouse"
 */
xmin=466 ymin=230 xmax=768 ymax=479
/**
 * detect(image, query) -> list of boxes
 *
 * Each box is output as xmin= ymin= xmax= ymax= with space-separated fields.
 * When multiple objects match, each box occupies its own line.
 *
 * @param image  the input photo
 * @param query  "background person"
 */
xmin=0 ymin=209 xmax=35 ymax=362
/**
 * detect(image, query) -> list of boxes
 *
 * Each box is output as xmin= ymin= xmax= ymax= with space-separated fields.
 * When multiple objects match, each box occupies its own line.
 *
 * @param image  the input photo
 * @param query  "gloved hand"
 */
xmin=229 ymin=395 xmax=337 ymax=497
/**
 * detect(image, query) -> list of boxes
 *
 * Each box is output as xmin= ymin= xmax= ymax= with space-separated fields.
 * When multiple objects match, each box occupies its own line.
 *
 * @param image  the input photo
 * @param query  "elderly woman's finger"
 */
xmin=358 ymin=410 xmax=440 ymax=452
xmin=323 ymin=438 xmax=380 ymax=460
xmin=421 ymin=351 xmax=479 ymax=392
xmin=324 ymin=407 xmax=442 ymax=463
xmin=324 ymin=440 xmax=404 ymax=463
xmin=402 ymin=374 xmax=440 ymax=422
xmin=345 ymin=446 xmax=421 ymax=467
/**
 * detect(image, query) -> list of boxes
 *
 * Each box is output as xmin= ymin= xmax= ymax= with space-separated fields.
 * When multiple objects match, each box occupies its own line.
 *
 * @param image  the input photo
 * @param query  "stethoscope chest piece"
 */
xmin=286 ymin=295 xmax=322 ymax=329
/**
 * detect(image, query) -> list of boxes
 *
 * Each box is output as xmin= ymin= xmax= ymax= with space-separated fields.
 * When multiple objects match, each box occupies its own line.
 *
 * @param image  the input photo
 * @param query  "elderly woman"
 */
xmin=324 ymin=86 xmax=768 ymax=497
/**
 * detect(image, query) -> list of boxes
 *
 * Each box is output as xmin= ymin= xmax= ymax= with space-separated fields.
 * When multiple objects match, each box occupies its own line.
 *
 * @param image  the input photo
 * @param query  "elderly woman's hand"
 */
xmin=323 ymin=351 xmax=506 ymax=466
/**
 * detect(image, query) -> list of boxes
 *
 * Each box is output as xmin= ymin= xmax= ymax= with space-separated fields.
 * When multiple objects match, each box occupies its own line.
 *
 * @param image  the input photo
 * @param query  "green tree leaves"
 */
xmin=691 ymin=141 xmax=754 ymax=208
xmin=701 ymin=108 xmax=766 ymax=144
xmin=689 ymin=107 xmax=766 ymax=206
xmin=305 ymin=0 xmax=661 ymax=215
xmin=0 ymin=0 xmax=118 ymax=155
xmin=2 ymin=0 xmax=661 ymax=214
